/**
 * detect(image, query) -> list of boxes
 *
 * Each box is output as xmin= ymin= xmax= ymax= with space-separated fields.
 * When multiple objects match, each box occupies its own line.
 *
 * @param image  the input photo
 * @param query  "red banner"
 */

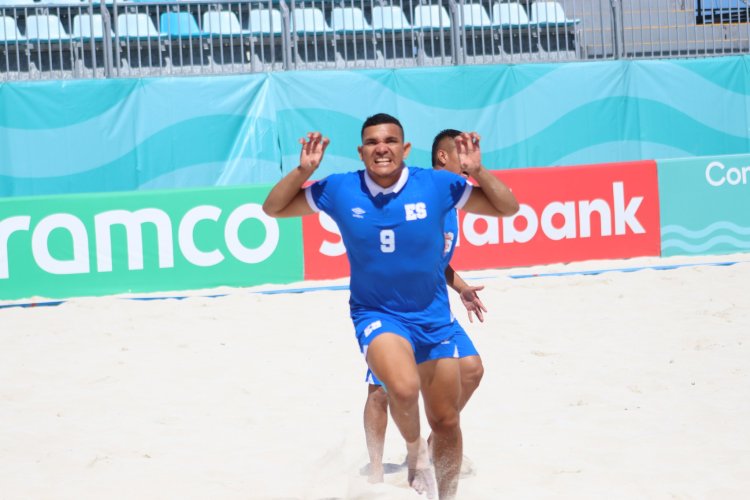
xmin=302 ymin=161 xmax=661 ymax=279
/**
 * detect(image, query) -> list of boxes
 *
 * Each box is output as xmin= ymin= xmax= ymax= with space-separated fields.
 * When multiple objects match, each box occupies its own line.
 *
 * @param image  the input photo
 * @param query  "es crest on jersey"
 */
xmin=404 ymin=202 xmax=427 ymax=221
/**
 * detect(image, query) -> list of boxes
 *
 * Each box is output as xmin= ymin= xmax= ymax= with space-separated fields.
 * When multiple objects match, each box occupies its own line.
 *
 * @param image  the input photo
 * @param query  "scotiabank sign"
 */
xmin=302 ymin=161 xmax=661 ymax=279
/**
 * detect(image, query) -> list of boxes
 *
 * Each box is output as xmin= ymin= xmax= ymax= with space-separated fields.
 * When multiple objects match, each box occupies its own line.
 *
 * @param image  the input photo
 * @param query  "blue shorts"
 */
xmin=362 ymin=318 xmax=479 ymax=386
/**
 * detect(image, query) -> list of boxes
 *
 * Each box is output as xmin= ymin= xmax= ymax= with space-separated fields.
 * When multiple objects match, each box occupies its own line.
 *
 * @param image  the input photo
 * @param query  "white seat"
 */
xmin=492 ymin=2 xmax=532 ymax=27
xmin=461 ymin=3 xmax=494 ymax=27
xmin=370 ymin=6 xmax=411 ymax=30
xmin=529 ymin=1 xmax=580 ymax=26
xmin=25 ymin=14 xmax=70 ymax=41
xmin=412 ymin=5 xmax=451 ymax=29
xmin=116 ymin=13 xmax=161 ymax=38
xmin=247 ymin=8 xmax=283 ymax=34
xmin=291 ymin=7 xmax=332 ymax=34
xmin=331 ymin=7 xmax=371 ymax=32
xmin=201 ymin=11 xmax=250 ymax=35
xmin=72 ymin=13 xmax=108 ymax=39
xmin=0 ymin=15 xmax=24 ymax=41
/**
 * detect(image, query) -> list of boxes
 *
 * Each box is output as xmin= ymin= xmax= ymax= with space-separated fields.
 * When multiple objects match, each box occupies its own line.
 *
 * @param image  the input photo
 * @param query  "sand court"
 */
xmin=1 ymin=253 xmax=748 ymax=499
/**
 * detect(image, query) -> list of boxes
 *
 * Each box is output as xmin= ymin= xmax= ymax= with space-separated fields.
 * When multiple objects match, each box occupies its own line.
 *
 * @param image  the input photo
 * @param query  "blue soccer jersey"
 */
xmin=306 ymin=166 xmax=471 ymax=332
xmin=443 ymin=207 xmax=459 ymax=268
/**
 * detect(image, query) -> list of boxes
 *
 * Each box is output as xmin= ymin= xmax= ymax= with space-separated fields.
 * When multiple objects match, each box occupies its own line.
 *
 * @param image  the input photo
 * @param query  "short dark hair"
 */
xmin=361 ymin=113 xmax=404 ymax=140
xmin=431 ymin=129 xmax=461 ymax=167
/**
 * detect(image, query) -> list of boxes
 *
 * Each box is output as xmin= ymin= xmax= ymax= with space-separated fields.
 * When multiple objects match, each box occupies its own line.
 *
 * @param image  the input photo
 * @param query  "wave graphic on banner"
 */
xmin=4 ymin=57 xmax=750 ymax=197
xmin=662 ymin=222 xmax=750 ymax=253
xmin=0 ymin=115 xmax=280 ymax=196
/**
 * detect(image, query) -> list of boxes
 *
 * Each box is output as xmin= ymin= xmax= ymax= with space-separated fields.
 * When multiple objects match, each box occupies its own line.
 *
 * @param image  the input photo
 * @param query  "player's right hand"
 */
xmin=299 ymin=132 xmax=330 ymax=172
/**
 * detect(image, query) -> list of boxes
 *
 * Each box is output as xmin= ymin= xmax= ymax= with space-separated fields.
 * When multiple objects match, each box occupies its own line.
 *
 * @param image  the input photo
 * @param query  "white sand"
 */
xmin=1 ymin=253 xmax=749 ymax=500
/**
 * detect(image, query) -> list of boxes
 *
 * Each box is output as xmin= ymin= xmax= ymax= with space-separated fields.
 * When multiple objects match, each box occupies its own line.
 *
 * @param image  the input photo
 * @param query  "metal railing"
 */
xmin=2 ymin=0 xmax=750 ymax=80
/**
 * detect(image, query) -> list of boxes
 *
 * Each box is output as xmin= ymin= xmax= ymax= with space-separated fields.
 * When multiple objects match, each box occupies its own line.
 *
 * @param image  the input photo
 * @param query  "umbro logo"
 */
xmin=352 ymin=207 xmax=366 ymax=219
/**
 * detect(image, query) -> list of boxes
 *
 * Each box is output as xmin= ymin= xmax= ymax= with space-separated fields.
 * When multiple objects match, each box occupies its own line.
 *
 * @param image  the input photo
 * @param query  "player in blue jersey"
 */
xmin=263 ymin=113 xmax=518 ymax=500
xmin=362 ymin=129 xmax=489 ymax=484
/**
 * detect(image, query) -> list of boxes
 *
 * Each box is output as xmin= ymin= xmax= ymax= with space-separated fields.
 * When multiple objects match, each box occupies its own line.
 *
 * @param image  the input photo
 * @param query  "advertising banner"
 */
xmin=0 ymin=186 xmax=303 ymax=300
xmin=658 ymin=154 xmax=750 ymax=256
xmin=302 ymin=161 xmax=662 ymax=279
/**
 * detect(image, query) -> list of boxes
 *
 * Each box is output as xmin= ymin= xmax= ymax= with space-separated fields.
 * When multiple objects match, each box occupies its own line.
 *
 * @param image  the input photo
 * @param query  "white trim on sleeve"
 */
xmin=304 ymin=186 xmax=321 ymax=213
xmin=455 ymin=183 xmax=473 ymax=210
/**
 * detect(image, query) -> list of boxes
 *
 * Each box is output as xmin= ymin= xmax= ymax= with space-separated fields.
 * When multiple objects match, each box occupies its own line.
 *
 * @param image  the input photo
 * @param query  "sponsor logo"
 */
xmin=705 ymin=161 xmax=750 ymax=187
xmin=363 ymin=320 xmax=382 ymax=338
xmin=460 ymin=181 xmax=644 ymax=247
xmin=0 ymin=203 xmax=278 ymax=279
xmin=352 ymin=207 xmax=366 ymax=218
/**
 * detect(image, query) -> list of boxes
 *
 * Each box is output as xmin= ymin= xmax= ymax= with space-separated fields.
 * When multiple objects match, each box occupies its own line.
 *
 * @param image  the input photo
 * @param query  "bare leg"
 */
xmin=427 ymin=355 xmax=483 ymax=450
xmin=363 ymin=384 xmax=388 ymax=483
xmin=457 ymin=355 xmax=483 ymax=411
xmin=419 ymin=358 xmax=462 ymax=500
xmin=367 ymin=333 xmax=436 ymax=498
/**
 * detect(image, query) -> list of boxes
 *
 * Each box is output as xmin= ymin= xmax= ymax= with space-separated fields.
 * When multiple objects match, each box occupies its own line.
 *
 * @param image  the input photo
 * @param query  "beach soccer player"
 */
xmin=262 ymin=113 xmax=519 ymax=499
xmin=362 ymin=128 xmax=491 ymax=483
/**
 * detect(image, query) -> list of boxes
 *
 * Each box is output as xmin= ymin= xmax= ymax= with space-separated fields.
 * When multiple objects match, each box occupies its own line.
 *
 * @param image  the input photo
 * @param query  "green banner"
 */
xmin=0 ymin=185 xmax=302 ymax=300
xmin=658 ymin=154 xmax=750 ymax=256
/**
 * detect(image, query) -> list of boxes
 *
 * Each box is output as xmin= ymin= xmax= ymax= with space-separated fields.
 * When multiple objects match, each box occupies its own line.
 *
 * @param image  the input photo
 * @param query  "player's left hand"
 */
xmin=455 ymin=132 xmax=482 ymax=177
xmin=459 ymin=284 xmax=487 ymax=323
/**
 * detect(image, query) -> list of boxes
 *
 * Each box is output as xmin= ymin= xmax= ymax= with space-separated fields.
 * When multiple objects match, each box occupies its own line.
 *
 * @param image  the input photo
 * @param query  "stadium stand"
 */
xmin=2 ymin=0 xmax=750 ymax=80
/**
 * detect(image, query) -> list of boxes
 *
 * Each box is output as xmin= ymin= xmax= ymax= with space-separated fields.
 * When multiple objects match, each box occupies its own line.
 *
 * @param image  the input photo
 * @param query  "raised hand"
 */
xmin=459 ymin=284 xmax=487 ymax=323
xmin=299 ymin=132 xmax=330 ymax=172
xmin=454 ymin=132 xmax=482 ymax=177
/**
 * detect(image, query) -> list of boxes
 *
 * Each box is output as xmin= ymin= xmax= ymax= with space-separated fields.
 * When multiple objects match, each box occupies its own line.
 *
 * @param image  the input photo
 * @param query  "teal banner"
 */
xmin=658 ymin=154 xmax=750 ymax=256
xmin=3 ymin=56 xmax=750 ymax=196
xmin=0 ymin=75 xmax=281 ymax=196
xmin=0 ymin=185 xmax=303 ymax=300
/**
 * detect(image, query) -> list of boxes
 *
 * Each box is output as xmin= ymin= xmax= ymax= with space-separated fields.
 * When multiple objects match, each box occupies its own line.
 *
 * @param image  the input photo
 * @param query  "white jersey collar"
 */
xmin=364 ymin=165 xmax=409 ymax=196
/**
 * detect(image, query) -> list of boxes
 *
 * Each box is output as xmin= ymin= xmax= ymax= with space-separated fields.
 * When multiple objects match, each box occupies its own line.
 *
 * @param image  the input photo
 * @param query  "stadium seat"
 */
xmin=329 ymin=6 xmax=376 ymax=64
xmin=330 ymin=7 xmax=371 ymax=33
xmin=529 ymin=1 xmax=580 ymax=27
xmin=24 ymin=14 xmax=70 ymax=41
xmin=247 ymin=8 xmax=283 ymax=35
xmin=160 ymin=12 xmax=206 ymax=38
xmin=72 ymin=13 xmax=110 ymax=40
xmin=291 ymin=7 xmax=332 ymax=35
xmin=201 ymin=11 xmax=251 ymax=36
xmin=0 ymin=15 xmax=24 ymax=42
xmin=116 ymin=13 xmax=162 ymax=39
xmin=412 ymin=4 xmax=452 ymax=30
xmin=492 ymin=2 xmax=534 ymax=28
xmin=461 ymin=3 xmax=496 ymax=28
xmin=370 ymin=5 xmax=412 ymax=31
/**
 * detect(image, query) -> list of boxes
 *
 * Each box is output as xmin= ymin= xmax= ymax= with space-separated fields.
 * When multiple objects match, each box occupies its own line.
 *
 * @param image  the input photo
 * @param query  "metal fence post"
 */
xmin=100 ymin=3 xmax=114 ymax=78
xmin=447 ymin=0 xmax=464 ymax=66
xmin=610 ymin=0 xmax=624 ymax=59
xmin=279 ymin=0 xmax=292 ymax=70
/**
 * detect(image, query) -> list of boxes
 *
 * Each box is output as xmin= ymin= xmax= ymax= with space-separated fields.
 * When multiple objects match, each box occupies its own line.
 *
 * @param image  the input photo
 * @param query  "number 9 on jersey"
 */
xmin=380 ymin=229 xmax=395 ymax=253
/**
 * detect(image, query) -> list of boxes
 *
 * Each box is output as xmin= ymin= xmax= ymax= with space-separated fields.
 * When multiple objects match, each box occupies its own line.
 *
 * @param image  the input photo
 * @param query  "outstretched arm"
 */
xmin=455 ymin=132 xmax=519 ymax=217
xmin=262 ymin=132 xmax=330 ymax=218
xmin=445 ymin=265 xmax=487 ymax=323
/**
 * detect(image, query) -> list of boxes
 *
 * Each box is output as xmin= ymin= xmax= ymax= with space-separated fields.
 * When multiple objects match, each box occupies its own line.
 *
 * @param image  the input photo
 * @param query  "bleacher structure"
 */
xmin=1 ymin=0 xmax=750 ymax=80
